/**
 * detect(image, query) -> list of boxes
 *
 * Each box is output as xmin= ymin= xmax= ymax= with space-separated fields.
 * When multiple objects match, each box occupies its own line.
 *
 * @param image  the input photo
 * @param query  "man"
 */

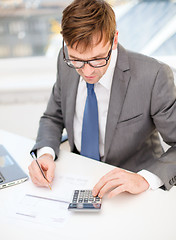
xmin=28 ymin=0 xmax=176 ymax=198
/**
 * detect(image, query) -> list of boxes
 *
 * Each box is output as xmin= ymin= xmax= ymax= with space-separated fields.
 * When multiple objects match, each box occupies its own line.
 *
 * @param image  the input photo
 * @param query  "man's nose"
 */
xmin=81 ymin=63 xmax=95 ymax=75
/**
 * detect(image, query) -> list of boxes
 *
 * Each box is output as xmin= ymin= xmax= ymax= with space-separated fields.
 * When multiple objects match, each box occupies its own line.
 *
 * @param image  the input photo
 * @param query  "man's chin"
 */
xmin=83 ymin=76 xmax=99 ymax=84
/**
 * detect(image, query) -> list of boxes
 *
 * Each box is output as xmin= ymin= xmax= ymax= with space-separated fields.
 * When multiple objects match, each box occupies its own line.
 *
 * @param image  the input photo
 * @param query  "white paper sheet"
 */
xmin=7 ymin=174 xmax=91 ymax=229
xmin=15 ymin=194 xmax=70 ymax=226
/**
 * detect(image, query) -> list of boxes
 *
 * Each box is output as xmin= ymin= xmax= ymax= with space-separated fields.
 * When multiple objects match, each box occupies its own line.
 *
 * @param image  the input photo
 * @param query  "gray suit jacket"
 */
xmin=32 ymin=43 xmax=176 ymax=190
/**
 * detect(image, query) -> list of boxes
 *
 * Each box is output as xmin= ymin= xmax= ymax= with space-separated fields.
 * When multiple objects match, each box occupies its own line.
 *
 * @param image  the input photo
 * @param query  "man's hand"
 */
xmin=92 ymin=167 xmax=149 ymax=198
xmin=28 ymin=154 xmax=56 ymax=188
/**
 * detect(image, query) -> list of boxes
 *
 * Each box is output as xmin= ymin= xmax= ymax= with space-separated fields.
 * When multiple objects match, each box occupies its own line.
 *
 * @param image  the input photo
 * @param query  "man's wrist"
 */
xmin=39 ymin=153 xmax=53 ymax=161
xmin=138 ymin=170 xmax=164 ymax=190
xmin=37 ymin=147 xmax=55 ymax=160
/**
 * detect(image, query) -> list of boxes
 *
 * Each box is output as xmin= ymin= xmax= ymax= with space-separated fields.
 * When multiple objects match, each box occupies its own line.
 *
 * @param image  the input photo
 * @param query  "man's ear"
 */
xmin=112 ymin=30 xmax=118 ymax=50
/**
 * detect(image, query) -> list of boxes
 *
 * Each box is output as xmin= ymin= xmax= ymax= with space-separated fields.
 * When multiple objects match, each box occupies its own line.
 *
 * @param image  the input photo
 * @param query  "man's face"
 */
xmin=67 ymin=38 xmax=113 ymax=84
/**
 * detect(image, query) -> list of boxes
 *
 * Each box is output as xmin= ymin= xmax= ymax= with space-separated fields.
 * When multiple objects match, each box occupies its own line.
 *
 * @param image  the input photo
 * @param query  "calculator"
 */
xmin=68 ymin=190 xmax=102 ymax=212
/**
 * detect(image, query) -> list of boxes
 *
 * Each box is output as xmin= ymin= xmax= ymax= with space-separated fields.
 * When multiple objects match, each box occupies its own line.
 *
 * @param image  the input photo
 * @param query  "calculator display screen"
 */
xmin=78 ymin=203 xmax=101 ymax=209
xmin=68 ymin=202 xmax=101 ymax=210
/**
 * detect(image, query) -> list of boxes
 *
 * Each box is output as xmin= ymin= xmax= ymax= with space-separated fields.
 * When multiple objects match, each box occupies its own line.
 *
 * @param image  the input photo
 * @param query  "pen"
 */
xmin=31 ymin=152 xmax=52 ymax=190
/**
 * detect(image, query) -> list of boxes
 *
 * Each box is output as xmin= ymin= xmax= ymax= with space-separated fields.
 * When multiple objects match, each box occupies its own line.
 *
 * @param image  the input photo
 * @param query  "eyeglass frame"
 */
xmin=62 ymin=39 xmax=113 ymax=69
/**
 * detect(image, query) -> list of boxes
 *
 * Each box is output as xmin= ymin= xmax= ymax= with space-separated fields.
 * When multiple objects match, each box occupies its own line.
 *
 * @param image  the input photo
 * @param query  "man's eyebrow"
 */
xmin=69 ymin=52 xmax=107 ymax=60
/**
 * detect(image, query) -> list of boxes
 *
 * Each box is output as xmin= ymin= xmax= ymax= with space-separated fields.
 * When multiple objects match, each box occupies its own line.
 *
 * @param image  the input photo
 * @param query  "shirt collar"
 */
xmin=98 ymin=47 xmax=117 ymax=90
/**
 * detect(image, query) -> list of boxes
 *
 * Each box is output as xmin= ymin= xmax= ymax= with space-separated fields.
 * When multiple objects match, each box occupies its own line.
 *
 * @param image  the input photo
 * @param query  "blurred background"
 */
xmin=0 ymin=0 xmax=176 ymax=144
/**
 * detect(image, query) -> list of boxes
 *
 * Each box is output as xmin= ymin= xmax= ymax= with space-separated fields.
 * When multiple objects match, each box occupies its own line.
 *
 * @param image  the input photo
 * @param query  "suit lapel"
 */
xmin=104 ymin=44 xmax=131 ymax=160
xmin=65 ymin=69 xmax=79 ymax=150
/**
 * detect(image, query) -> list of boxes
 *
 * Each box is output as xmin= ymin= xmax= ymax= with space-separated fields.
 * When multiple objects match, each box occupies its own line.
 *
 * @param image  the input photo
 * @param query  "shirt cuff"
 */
xmin=37 ymin=147 xmax=55 ymax=160
xmin=138 ymin=170 xmax=164 ymax=190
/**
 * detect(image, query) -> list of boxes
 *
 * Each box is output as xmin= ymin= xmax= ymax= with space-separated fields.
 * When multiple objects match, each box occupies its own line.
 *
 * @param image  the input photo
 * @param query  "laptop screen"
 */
xmin=0 ymin=155 xmax=14 ymax=168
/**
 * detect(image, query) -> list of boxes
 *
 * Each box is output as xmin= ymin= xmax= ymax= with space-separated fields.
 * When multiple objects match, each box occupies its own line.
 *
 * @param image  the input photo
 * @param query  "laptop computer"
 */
xmin=0 ymin=144 xmax=28 ymax=189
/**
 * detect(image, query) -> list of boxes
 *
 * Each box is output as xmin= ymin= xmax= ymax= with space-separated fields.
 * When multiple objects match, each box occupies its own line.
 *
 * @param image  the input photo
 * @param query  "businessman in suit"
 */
xmin=28 ymin=0 xmax=176 ymax=198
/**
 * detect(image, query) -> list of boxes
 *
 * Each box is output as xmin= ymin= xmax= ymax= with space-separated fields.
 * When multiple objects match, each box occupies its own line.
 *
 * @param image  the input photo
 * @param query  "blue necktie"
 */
xmin=81 ymin=83 xmax=100 ymax=161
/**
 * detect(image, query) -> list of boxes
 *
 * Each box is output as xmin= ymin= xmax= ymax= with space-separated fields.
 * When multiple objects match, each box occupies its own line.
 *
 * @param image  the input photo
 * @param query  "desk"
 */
xmin=0 ymin=129 xmax=176 ymax=240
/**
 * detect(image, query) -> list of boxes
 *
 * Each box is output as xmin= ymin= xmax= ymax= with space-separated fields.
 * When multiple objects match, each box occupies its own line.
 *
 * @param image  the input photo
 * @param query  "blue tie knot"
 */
xmin=86 ymin=83 xmax=94 ymax=95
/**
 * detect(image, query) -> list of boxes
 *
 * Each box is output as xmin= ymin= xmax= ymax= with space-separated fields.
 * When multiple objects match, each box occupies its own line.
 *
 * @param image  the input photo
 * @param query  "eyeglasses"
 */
xmin=62 ymin=40 xmax=113 ymax=69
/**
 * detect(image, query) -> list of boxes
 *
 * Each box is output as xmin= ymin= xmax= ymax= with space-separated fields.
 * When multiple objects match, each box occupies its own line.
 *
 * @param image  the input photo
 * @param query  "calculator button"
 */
xmin=71 ymin=190 xmax=102 ymax=207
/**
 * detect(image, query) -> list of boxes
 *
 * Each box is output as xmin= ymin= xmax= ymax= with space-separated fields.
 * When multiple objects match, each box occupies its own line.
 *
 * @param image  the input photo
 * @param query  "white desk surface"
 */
xmin=0 ymin=129 xmax=176 ymax=240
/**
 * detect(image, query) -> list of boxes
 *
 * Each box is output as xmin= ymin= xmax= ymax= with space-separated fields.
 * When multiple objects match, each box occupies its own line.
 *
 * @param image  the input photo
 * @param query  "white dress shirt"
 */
xmin=73 ymin=48 xmax=116 ymax=157
xmin=37 ymin=48 xmax=163 ymax=190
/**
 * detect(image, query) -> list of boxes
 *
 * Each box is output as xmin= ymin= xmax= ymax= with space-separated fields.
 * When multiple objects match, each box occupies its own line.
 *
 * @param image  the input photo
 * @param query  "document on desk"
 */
xmin=15 ymin=193 xmax=69 ymax=226
xmin=8 ymin=174 xmax=91 ymax=229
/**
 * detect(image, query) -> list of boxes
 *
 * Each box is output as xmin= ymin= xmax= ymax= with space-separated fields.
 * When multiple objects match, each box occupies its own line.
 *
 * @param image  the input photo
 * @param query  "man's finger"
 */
xmin=28 ymin=160 xmax=51 ymax=187
xmin=108 ymin=185 xmax=126 ymax=198
xmin=92 ymin=168 xmax=121 ymax=196
xmin=98 ymin=179 xmax=124 ymax=198
xmin=28 ymin=170 xmax=48 ymax=187
xmin=45 ymin=162 xmax=56 ymax=183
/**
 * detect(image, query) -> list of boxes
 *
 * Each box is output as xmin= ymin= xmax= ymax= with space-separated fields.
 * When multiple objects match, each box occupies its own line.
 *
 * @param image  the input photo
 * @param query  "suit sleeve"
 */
xmin=31 ymin=50 xmax=64 ymax=158
xmin=147 ymin=63 xmax=176 ymax=190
